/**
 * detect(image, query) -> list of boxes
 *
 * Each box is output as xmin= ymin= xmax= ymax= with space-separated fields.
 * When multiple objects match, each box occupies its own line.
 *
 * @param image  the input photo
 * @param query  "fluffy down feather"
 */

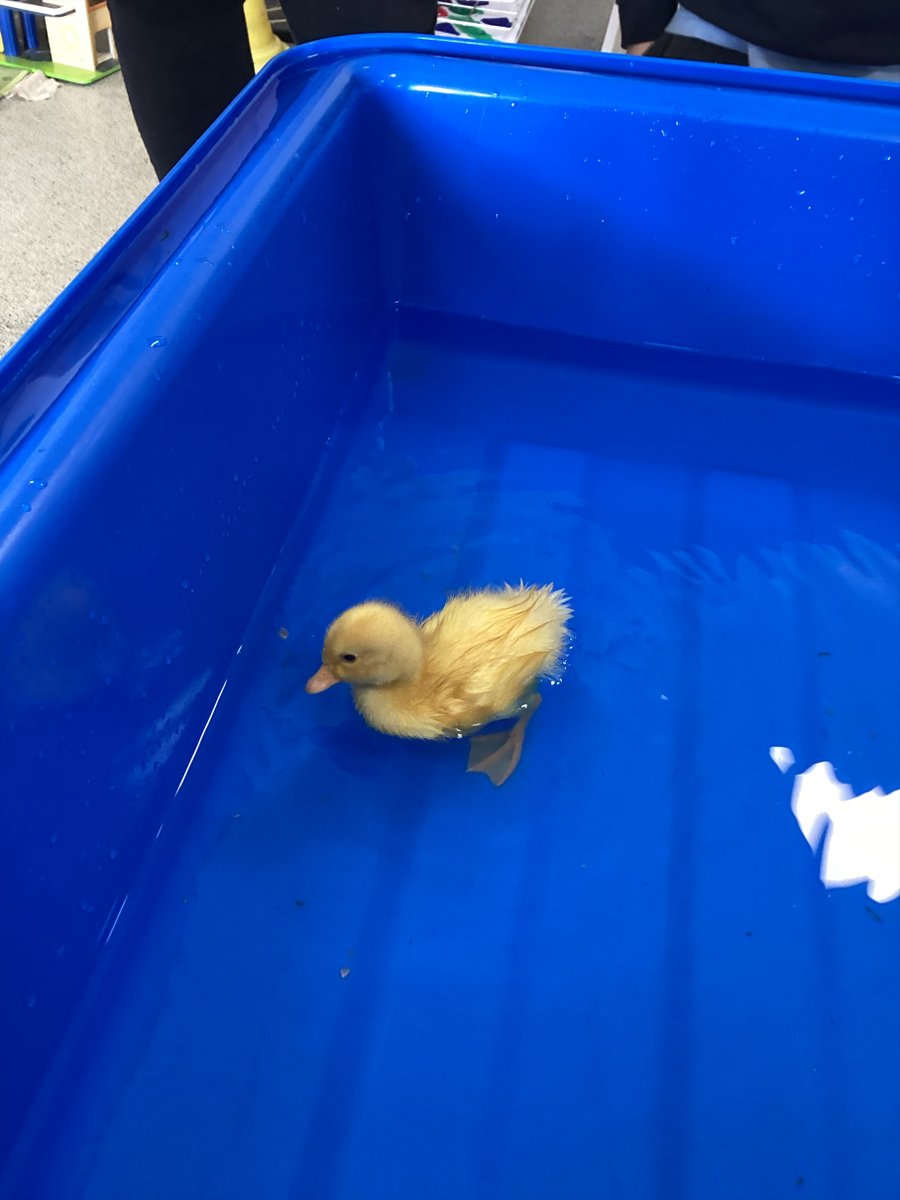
xmin=308 ymin=583 xmax=571 ymax=740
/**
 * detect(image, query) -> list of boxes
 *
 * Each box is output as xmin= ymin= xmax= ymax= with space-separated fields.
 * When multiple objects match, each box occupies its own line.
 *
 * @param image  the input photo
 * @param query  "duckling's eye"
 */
xmin=341 ymin=653 xmax=357 ymax=664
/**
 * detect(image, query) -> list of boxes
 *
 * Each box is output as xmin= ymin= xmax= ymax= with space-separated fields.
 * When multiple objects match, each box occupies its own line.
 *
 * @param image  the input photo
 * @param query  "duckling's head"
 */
xmin=306 ymin=602 xmax=424 ymax=693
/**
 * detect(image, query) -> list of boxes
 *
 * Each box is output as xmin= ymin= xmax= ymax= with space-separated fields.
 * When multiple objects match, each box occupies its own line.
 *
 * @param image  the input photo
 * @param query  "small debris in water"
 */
xmin=233 ymin=812 xmax=241 ymax=819
xmin=340 ymin=967 xmax=351 ymax=979
xmin=278 ymin=627 xmax=289 ymax=639
xmin=294 ymin=899 xmax=305 ymax=908
xmin=864 ymin=905 xmax=883 ymax=925
xmin=817 ymin=650 xmax=831 ymax=657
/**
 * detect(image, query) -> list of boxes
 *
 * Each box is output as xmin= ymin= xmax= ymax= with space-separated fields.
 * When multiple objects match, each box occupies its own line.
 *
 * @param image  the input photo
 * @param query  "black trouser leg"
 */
xmin=280 ymin=0 xmax=436 ymax=40
xmin=108 ymin=0 xmax=254 ymax=180
xmin=109 ymin=0 xmax=437 ymax=181
xmin=645 ymin=33 xmax=750 ymax=66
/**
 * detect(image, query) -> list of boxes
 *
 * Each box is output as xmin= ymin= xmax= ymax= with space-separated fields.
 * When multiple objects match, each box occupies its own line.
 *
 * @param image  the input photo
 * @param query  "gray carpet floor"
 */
xmin=0 ymin=3 xmax=614 ymax=356
xmin=0 ymin=73 xmax=156 ymax=356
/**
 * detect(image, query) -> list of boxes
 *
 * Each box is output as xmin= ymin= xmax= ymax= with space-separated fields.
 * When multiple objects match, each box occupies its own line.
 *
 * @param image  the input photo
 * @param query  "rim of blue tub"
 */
xmin=0 ymin=33 xmax=898 ymax=470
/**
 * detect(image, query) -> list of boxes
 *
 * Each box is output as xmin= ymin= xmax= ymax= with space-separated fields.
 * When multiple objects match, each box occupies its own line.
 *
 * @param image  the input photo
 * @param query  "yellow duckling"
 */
xmin=306 ymin=583 xmax=572 ymax=785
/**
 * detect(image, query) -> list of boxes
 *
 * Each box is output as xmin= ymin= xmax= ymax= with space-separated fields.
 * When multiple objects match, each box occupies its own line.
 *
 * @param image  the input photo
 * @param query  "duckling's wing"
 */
xmin=422 ymin=584 xmax=571 ymax=720
xmin=426 ymin=585 xmax=569 ymax=669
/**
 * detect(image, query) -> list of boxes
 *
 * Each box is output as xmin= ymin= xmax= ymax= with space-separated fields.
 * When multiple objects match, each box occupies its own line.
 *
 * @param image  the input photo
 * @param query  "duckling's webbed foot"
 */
xmin=466 ymin=692 xmax=542 ymax=786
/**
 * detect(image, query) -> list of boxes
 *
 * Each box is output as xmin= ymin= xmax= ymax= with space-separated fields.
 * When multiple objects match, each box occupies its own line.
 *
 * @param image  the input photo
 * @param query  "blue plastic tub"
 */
xmin=1 ymin=36 xmax=898 ymax=1200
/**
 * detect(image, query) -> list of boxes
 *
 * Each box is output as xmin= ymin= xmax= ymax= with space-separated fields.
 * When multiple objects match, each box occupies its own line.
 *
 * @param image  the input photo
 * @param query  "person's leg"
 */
xmin=644 ymin=32 xmax=749 ymax=65
xmin=108 ymin=0 xmax=254 ymax=180
xmin=281 ymin=0 xmax=436 ymax=42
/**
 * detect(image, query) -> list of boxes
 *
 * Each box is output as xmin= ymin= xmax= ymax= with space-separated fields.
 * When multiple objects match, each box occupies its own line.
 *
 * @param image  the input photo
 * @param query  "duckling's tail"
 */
xmin=503 ymin=582 xmax=573 ymax=676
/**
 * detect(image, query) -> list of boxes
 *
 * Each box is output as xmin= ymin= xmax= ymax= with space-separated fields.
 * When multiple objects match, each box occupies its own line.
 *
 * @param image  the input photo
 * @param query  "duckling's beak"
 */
xmin=306 ymin=665 xmax=338 ymax=694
